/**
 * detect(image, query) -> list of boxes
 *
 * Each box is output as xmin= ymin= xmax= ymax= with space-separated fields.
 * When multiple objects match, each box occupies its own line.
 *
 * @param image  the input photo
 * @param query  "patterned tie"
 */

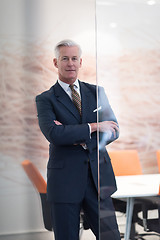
xmin=69 ymin=84 xmax=82 ymax=115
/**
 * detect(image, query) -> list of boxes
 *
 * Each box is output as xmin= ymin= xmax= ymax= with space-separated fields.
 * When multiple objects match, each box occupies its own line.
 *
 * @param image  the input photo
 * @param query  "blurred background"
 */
xmin=0 ymin=0 xmax=160 ymax=237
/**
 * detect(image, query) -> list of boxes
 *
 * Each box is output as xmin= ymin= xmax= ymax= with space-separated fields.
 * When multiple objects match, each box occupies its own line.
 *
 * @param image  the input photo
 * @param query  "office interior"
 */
xmin=0 ymin=0 xmax=160 ymax=239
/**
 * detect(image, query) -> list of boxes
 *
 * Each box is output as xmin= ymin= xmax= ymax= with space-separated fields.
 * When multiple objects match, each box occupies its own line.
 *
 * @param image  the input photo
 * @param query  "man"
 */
xmin=36 ymin=39 xmax=120 ymax=240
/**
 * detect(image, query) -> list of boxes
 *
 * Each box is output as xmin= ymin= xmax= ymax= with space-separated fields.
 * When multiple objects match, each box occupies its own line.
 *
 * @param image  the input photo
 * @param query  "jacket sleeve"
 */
xmin=35 ymin=94 xmax=91 ymax=146
xmin=98 ymin=87 xmax=119 ymax=147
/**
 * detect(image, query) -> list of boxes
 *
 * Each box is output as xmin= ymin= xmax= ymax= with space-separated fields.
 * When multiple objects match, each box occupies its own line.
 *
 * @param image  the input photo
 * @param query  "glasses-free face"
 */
xmin=53 ymin=46 xmax=82 ymax=84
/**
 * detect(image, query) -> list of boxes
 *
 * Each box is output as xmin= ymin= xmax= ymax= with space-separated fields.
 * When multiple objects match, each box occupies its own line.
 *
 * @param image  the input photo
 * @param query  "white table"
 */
xmin=112 ymin=174 xmax=160 ymax=240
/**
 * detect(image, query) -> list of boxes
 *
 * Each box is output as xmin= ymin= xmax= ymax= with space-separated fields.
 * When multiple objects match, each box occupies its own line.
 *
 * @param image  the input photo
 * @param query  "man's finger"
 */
xmin=54 ymin=120 xmax=62 ymax=125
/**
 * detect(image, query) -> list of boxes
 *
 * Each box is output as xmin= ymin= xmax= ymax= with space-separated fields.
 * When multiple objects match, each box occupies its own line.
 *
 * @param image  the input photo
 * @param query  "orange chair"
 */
xmin=109 ymin=150 xmax=143 ymax=239
xmin=22 ymin=160 xmax=47 ymax=193
xmin=21 ymin=160 xmax=89 ymax=236
xmin=109 ymin=149 xmax=142 ymax=176
xmin=21 ymin=160 xmax=52 ymax=231
xmin=136 ymin=189 xmax=160 ymax=234
xmin=156 ymin=150 xmax=160 ymax=173
xmin=135 ymin=151 xmax=160 ymax=236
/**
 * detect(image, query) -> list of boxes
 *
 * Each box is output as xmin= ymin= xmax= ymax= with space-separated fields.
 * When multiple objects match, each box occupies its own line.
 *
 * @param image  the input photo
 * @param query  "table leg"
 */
xmin=124 ymin=197 xmax=134 ymax=240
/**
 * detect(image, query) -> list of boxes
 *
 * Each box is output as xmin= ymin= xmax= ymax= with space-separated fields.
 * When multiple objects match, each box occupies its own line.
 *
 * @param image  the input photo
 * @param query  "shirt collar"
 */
xmin=58 ymin=79 xmax=80 ymax=91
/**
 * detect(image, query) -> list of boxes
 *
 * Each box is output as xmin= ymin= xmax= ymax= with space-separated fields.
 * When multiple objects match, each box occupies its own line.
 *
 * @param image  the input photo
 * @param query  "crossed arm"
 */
xmin=36 ymin=91 xmax=119 ymax=147
xmin=54 ymin=120 xmax=119 ymax=143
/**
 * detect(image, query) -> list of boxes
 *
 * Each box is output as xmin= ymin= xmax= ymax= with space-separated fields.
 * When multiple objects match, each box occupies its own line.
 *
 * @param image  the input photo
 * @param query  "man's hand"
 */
xmin=99 ymin=121 xmax=119 ymax=138
xmin=90 ymin=121 xmax=119 ymax=138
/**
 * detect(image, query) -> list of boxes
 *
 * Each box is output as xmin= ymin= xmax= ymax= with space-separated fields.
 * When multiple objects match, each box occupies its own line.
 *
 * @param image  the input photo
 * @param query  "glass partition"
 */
xmin=96 ymin=0 xmax=160 ymax=239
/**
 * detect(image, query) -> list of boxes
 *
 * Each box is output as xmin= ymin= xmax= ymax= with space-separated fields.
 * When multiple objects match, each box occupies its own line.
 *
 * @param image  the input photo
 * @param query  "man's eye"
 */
xmin=62 ymin=57 xmax=68 ymax=61
xmin=72 ymin=57 xmax=78 ymax=61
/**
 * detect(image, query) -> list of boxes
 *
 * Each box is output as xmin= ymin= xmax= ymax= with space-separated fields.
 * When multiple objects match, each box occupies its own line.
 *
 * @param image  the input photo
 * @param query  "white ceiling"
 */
xmin=0 ymin=0 xmax=159 ymax=55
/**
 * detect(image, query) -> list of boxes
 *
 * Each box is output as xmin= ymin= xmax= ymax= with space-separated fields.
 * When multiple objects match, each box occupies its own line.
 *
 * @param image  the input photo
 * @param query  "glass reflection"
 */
xmin=96 ymin=0 xmax=160 ymax=239
xmin=97 ymin=87 xmax=120 ymax=240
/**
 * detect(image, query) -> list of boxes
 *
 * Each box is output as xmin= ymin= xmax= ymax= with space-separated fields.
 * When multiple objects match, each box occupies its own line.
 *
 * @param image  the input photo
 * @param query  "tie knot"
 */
xmin=69 ymin=84 xmax=74 ymax=91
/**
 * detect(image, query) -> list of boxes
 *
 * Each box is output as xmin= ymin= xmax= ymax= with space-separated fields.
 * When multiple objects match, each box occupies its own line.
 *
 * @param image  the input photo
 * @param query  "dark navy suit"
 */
xmin=36 ymin=80 xmax=120 ymax=239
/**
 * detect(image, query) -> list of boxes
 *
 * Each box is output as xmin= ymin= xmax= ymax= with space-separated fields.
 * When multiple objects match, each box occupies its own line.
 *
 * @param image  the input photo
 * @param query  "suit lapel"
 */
xmin=80 ymin=81 xmax=93 ymax=123
xmin=53 ymin=82 xmax=81 ymax=122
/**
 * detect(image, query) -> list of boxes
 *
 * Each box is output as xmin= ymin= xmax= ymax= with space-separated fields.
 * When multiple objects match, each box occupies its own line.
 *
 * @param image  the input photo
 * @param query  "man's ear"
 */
xmin=80 ymin=58 xmax=82 ymax=68
xmin=53 ymin=58 xmax=58 ymax=68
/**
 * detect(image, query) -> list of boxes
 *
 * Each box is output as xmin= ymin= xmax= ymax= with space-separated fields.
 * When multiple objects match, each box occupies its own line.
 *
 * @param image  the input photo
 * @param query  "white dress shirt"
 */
xmin=58 ymin=79 xmax=81 ymax=100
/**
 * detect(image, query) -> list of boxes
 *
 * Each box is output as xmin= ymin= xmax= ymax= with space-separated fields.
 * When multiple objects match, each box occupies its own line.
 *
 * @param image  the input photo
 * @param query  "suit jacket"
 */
xmin=36 ymin=80 xmax=119 ymax=203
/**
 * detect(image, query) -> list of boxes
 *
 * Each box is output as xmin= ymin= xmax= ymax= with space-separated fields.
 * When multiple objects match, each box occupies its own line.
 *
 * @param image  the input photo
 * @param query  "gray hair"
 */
xmin=54 ymin=39 xmax=82 ymax=59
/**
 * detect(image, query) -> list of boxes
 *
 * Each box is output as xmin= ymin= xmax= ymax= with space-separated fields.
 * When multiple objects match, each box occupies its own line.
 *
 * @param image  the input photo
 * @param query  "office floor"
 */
xmin=0 ymin=228 xmax=159 ymax=240
xmin=0 ymin=231 xmax=95 ymax=240
xmin=0 ymin=213 xmax=159 ymax=240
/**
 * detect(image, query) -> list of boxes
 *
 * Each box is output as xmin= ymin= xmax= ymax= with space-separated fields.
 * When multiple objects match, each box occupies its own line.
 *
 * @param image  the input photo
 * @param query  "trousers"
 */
xmin=50 ymin=164 xmax=121 ymax=240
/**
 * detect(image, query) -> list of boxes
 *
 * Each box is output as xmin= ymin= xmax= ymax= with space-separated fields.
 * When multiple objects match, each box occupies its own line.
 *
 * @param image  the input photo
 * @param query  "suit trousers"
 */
xmin=50 ymin=164 xmax=120 ymax=240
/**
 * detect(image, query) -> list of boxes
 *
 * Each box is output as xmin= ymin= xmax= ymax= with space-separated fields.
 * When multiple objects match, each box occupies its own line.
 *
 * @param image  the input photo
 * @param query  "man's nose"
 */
xmin=67 ymin=58 xmax=73 ymax=65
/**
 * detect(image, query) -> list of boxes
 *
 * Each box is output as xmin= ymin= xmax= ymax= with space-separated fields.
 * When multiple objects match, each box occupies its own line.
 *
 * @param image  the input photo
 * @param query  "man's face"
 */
xmin=53 ymin=46 xmax=82 ymax=84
